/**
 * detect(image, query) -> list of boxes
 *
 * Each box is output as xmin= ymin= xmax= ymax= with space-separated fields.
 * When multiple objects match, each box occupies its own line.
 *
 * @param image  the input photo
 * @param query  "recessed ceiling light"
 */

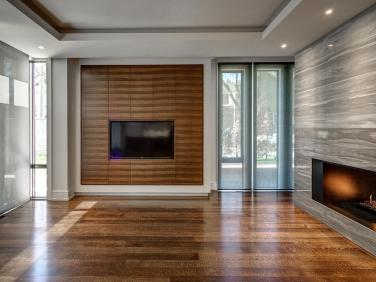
xmin=328 ymin=44 xmax=334 ymax=47
xmin=281 ymin=43 xmax=287 ymax=49
xmin=325 ymin=8 xmax=333 ymax=15
xmin=38 ymin=46 xmax=45 ymax=50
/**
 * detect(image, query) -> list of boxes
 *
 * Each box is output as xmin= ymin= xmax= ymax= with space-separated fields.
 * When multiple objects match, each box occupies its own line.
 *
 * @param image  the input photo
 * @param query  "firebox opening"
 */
xmin=312 ymin=159 xmax=376 ymax=231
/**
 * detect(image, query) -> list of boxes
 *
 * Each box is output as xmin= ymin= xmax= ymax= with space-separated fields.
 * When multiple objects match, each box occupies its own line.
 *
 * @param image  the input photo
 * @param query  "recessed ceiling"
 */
xmin=34 ymin=0 xmax=284 ymax=30
xmin=0 ymin=0 xmax=375 ymax=58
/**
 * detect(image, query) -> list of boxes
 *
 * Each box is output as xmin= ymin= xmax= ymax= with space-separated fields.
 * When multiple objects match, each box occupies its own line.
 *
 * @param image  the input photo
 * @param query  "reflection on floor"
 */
xmin=0 ymin=192 xmax=375 ymax=281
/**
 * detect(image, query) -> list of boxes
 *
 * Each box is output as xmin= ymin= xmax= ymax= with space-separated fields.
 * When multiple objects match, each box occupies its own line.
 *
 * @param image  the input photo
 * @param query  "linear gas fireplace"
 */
xmin=312 ymin=159 xmax=376 ymax=231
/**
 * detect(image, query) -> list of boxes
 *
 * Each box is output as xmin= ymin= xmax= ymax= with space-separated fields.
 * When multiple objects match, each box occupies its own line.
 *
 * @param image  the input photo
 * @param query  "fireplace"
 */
xmin=312 ymin=159 xmax=376 ymax=231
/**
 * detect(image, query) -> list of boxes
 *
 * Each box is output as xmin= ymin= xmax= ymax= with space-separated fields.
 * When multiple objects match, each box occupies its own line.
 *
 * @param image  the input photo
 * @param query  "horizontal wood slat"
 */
xmin=81 ymin=66 xmax=109 ymax=185
xmin=81 ymin=65 xmax=203 ymax=185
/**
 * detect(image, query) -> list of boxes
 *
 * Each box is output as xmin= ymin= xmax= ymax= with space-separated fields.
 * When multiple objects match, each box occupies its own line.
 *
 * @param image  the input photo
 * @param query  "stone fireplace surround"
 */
xmin=312 ymin=159 xmax=376 ymax=231
xmin=293 ymin=5 xmax=376 ymax=256
xmin=294 ymin=158 xmax=376 ymax=256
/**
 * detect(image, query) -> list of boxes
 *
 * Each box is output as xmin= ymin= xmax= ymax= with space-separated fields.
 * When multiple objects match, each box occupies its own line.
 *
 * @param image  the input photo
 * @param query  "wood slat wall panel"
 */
xmin=130 ymin=66 xmax=154 ymax=120
xmin=109 ymin=66 xmax=132 ymax=121
xmin=151 ymin=66 xmax=176 ymax=184
xmin=108 ymin=66 xmax=132 ymax=184
xmin=131 ymin=160 xmax=154 ymax=184
xmin=81 ymin=64 xmax=203 ymax=185
xmin=175 ymin=65 xmax=204 ymax=184
xmin=81 ymin=66 xmax=109 ymax=184
xmin=108 ymin=159 xmax=131 ymax=184
xmin=152 ymin=66 xmax=176 ymax=120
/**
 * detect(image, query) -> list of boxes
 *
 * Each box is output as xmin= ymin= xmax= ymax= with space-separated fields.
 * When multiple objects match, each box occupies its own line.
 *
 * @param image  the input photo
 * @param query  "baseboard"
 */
xmin=75 ymin=185 xmax=210 ymax=196
xmin=0 ymin=199 xmax=30 ymax=217
xmin=68 ymin=191 xmax=76 ymax=200
xmin=49 ymin=191 xmax=76 ymax=201
xmin=75 ymin=191 xmax=209 ymax=197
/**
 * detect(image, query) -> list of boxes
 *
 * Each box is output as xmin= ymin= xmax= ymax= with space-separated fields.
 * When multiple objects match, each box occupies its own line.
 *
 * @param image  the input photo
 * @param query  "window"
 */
xmin=221 ymin=71 xmax=242 ymax=160
xmin=31 ymin=61 xmax=47 ymax=198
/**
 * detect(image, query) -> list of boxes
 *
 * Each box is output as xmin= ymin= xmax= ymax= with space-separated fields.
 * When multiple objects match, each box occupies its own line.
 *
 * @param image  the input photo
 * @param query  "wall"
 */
xmin=50 ymin=59 xmax=68 ymax=200
xmin=50 ymin=58 xmax=77 ymax=200
xmin=70 ymin=58 xmax=216 ymax=195
xmin=294 ymin=5 xmax=376 ymax=192
xmin=0 ymin=41 xmax=29 ymax=213
xmin=294 ymin=5 xmax=376 ymax=255
xmin=67 ymin=59 xmax=79 ymax=197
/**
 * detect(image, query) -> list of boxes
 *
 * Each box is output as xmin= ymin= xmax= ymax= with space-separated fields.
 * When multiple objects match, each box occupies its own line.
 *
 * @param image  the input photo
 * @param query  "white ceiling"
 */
xmin=37 ymin=0 xmax=283 ymax=29
xmin=0 ymin=0 xmax=375 ymax=58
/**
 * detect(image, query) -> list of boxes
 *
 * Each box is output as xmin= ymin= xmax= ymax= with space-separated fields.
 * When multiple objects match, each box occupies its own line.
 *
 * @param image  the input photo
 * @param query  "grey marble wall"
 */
xmin=294 ymin=5 xmax=376 ymax=191
xmin=0 ymin=41 xmax=29 ymax=214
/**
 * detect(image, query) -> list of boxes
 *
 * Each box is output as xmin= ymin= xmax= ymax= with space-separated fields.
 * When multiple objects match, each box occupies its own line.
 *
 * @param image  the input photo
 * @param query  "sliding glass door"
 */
xmin=218 ymin=63 xmax=293 ymax=190
xmin=255 ymin=67 xmax=279 ymax=189
xmin=218 ymin=67 xmax=245 ymax=189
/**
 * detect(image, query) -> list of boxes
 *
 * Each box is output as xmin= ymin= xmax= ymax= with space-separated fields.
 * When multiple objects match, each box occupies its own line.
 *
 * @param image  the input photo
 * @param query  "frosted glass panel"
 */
xmin=14 ymin=79 xmax=29 ymax=108
xmin=0 ymin=41 xmax=30 ymax=214
xmin=0 ymin=75 xmax=9 ymax=104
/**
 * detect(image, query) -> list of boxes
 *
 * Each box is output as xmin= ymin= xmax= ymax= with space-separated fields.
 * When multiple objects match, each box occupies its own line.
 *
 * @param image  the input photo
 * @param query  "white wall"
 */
xmin=67 ymin=58 xmax=79 ymax=198
xmin=50 ymin=58 xmax=78 ymax=200
xmin=50 ymin=59 xmax=69 ymax=200
xmin=66 ymin=58 xmax=218 ymax=196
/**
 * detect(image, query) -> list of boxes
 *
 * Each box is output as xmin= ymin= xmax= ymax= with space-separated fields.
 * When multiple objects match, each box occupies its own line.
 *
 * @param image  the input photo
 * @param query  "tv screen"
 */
xmin=110 ymin=121 xmax=174 ymax=159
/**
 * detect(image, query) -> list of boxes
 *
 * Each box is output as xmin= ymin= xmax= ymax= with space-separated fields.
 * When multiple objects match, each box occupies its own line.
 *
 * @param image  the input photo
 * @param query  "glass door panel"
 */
xmin=255 ymin=69 xmax=278 ymax=189
xmin=219 ymin=68 xmax=244 ymax=189
xmin=218 ymin=63 xmax=293 ymax=191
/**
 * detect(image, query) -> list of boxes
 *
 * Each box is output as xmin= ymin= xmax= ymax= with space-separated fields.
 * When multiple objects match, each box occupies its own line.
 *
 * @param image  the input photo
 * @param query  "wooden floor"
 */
xmin=0 ymin=192 xmax=375 ymax=281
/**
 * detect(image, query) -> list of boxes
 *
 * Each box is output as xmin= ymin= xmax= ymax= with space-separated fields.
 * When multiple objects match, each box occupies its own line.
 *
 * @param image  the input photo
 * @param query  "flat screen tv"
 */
xmin=110 ymin=121 xmax=174 ymax=159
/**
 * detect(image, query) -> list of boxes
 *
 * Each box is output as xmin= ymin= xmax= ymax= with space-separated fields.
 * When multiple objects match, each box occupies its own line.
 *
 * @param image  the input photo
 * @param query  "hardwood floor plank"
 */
xmin=0 ymin=192 xmax=374 ymax=281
